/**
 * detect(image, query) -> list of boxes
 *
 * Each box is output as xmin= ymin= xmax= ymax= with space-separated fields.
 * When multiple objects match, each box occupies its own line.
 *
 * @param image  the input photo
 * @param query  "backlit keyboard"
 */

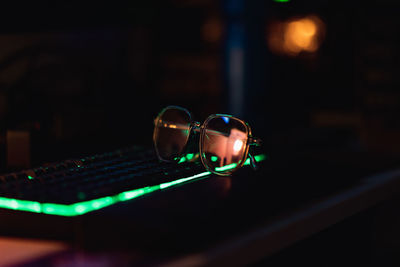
xmin=0 ymin=146 xmax=210 ymax=216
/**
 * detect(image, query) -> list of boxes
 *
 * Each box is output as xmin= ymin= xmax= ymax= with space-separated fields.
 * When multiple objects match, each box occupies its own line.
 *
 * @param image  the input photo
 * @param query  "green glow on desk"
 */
xmin=178 ymin=157 xmax=186 ymax=163
xmin=0 ymin=154 xmax=267 ymax=217
xmin=0 ymin=198 xmax=41 ymax=213
xmin=254 ymin=154 xmax=267 ymax=162
xmin=215 ymin=163 xmax=238 ymax=172
xmin=118 ymin=187 xmax=158 ymax=201
xmin=274 ymin=0 xmax=290 ymax=2
xmin=159 ymin=171 xmax=211 ymax=189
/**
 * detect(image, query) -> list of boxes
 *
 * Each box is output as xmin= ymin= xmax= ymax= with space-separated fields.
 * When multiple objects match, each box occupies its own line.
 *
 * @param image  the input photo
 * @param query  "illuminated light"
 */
xmin=215 ymin=163 xmax=238 ymax=172
xmin=74 ymin=205 xmax=86 ymax=214
xmin=213 ymin=148 xmax=266 ymax=173
xmin=0 ymin=198 xmax=42 ymax=213
xmin=254 ymin=154 xmax=267 ymax=162
xmin=181 ymin=129 xmax=190 ymax=136
xmin=15 ymin=201 xmax=41 ymax=213
xmin=211 ymin=156 xmax=219 ymax=162
xmin=88 ymin=197 xmax=114 ymax=209
xmin=178 ymin=153 xmax=199 ymax=163
xmin=28 ymin=175 xmax=34 ymax=180
xmin=118 ymin=188 xmax=150 ymax=201
xmin=202 ymin=17 xmax=223 ymax=44
xmin=222 ymin=117 xmax=230 ymax=124
xmin=162 ymin=122 xmax=177 ymax=129
xmin=233 ymin=139 xmax=244 ymax=154
xmin=24 ymin=202 xmax=41 ymax=213
xmin=274 ymin=0 xmax=290 ymax=2
xmin=0 ymin=154 xmax=267 ymax=216
xmin=284 ymin=18 xmax=317 ymax=54
xmin=267 ymin=15 xmax=325 ymax=56
xmin=159 ymin=171 xmax=211 ymax=189
xmin=243 ymin=154 xmax=267 ymax=166
xmin=42 ymin=203 xmax=75 ymax=217
xmin=92 ymin=202 xmax=101 ymax=209
xmin=10 ymin=200 xmax=18 ymax=209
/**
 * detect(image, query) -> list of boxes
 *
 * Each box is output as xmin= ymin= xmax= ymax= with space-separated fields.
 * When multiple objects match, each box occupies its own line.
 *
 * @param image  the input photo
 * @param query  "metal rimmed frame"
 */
xmin=153 ymin=106 xmax=193 ymax=163
xmin=153 ymin=106 xmax=261 ymax=175
xmin=199 ymin=114 xmax=251 ymax=176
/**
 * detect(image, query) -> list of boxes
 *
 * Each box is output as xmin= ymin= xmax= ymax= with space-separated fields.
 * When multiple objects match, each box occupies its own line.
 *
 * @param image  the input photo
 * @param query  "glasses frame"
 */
xmin=153 ymin=106 xmax=261 ymax=176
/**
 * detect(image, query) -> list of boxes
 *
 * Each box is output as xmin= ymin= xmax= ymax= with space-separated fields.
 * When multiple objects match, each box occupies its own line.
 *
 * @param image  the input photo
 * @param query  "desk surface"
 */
xmin=0 ymin=237 xmax=67 ymax=267
xmin=166 ymin=168 xmax=400 ymax=266
xmin=4 ymin=166 xmax=400 ymax=266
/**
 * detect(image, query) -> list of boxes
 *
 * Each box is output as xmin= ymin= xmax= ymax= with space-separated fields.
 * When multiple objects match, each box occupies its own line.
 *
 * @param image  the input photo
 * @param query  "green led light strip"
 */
xmin=0 ymin=154 xmax=266 ymax=217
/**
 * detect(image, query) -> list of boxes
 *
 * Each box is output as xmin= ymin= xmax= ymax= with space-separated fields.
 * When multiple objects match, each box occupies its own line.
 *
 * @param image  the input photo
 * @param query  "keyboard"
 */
xmin=0 ymin=145 xmax=266 ymax=217
xmin=0 ymin=144 xmax=268 ymax=248
xmin=2 ymin=144 xmax=396 ymax=252
xmin=0 ymin=146 xmax=215 ymax=217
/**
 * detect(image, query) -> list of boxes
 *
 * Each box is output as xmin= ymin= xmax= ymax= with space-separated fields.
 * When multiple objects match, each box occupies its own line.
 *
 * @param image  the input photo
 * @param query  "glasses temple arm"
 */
xmin=248 ymin=137 xmax=262 ymax=170
xmin=249 ymin=137 xmax=262 ymax=147
xmin=247 ymin=153 xmax=256 ymax=170
xmin=155 ymin=120 xmax=229 ymax=136
xmin=155 ymin=119 xmax=263 ymax=145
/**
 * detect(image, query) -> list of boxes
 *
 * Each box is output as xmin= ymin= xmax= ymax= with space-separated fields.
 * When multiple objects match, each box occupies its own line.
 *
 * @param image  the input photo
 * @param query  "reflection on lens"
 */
xmin=201 ymin=116 xmax=248 ymax=174
xmin=154 ymin=107 xmax=191 ymax=161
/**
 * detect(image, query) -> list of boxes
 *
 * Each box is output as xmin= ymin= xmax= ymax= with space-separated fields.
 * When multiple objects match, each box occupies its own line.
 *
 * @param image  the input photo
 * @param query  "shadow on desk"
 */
xmin=256 ymin=195 xmax=400 ymax=267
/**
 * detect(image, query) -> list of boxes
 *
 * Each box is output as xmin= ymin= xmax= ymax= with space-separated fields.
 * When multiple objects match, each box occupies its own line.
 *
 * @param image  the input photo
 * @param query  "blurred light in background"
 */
xmin=202 ymin=17 xmax=223 ymax=44
xmin=267 ymin=15 xmax=325 ymax=56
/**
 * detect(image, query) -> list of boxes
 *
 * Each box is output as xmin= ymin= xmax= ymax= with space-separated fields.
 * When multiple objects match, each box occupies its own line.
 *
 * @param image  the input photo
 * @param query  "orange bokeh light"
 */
xmin=267 ymin=15 xmax=325 ymax=56
xmin=202 ymin=17 xmax=223 ymax=44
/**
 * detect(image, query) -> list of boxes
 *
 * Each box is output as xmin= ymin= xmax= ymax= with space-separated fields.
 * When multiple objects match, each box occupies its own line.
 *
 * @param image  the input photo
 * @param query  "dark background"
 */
xmin=0 ymin=0 xmax=400 ymax=166
xmin=0 ymin=0 xmax=399 ymax=170
xmin=0 ymin=1 xmax=400 ymax=265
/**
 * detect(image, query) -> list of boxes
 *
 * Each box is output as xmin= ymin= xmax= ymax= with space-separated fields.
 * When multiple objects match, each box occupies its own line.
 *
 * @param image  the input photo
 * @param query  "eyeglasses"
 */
xmin=153 ymin=106 xmax=262 ymax=176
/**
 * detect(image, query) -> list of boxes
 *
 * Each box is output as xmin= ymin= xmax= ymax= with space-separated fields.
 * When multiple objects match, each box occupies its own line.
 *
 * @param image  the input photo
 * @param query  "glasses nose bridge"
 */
xmin=190 ymin=121 xmax=201 ymax=133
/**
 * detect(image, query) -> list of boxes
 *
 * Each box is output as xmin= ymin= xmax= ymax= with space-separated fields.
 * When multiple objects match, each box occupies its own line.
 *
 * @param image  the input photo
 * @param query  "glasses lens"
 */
xmin=154 ymin=107 xmax=191 ymax=161
xmin=201 ymin=116 xmax=248 ymax=175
